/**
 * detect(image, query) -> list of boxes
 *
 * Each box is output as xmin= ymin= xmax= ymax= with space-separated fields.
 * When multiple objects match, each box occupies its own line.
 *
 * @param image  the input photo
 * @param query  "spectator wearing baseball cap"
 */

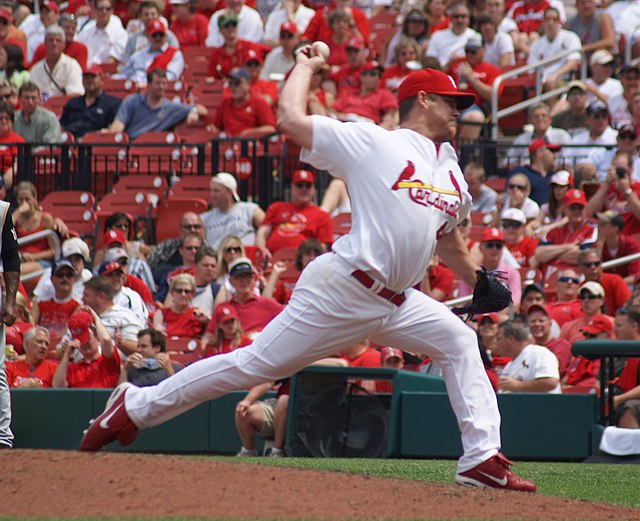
xmin=60 ymin=64 xmax=122 ymax=138
xmin=205 ymin=0 xmax=265 ymax=49
xmin=115 ymin=18 xmax=185 ymax=85
xmin=202 ymin=302 xmax=251 ymax=357
xmin=566 ymin=101 xmax=617 ymax=163
xmin=52 ymin=308 xmax=122 ymax=389
xmin=260 ymin=21 xmax=300 ymax=84
xmin=76 ymin=0 xmax=128 ymax=66
xmin=500 ymin=208 xmax=538 ymax=268
xmin=239 ymin=47 xmax=279 ymax=108
xmin=507 ymin=139 xmax=561 ymax=206
xmin=595 ymin=209 xmax=640 ymax=284
xmin=577 ymin=247 xmax=631 ymax=316
xmin=375 ymin=346 xmax=404 ymax=393
xmin=504 ymin=102 xmax=572 ymax=171
xmin=581 ymin=123 xmax=639 ymax=181
xmin=169 ymin=0 xmax=209 ymax=48
xmin=559 ymin=280 xmax=612 ymax=345
xmin=532 ymin=188 xmax=598 ymax=276
xmin=263 ymin=1 xmax=314 ymax=48
xmin=331 ymin=60 xmax=398 ymax=130
xmin=537 ymin=169 xmax=572 ymax=227
xmin=526 ymin=304 xmax=572 ymax=379
xmin=458 ymin=227 xmax=522 ymax=313
xmin=98 ymin=260 xmax=149 ymax=324
xmin=19 ymin=0 xmax=60 ymax=64
xmin=325 ymin=36 xmax=369 ymax=98
xmin=609 ymin=64 xmax=640 ymax=129
xmin=256 ymin=170 xmax=333 ymax=257
xmin=209 ymin=65 xmax=276 ymax=137
xmin=550 ymin=81 xmax=588 ymax=136
xmin=585 ymin=50 xmax=620 ymax=106
xmin=201 ymin=172 xmax=265 ymax=250
xmin=301 ymin=0 xmax=370 ymax=51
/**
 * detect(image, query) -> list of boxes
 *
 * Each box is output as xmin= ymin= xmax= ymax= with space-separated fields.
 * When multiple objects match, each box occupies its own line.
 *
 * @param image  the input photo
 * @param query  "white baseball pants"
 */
xmin=125 ymin=253 xmax=501 ymax=471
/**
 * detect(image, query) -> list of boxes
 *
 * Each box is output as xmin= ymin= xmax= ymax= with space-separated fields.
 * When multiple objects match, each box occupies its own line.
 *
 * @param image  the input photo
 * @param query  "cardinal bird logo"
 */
xmin=392 ymin=161 xmax=415 ymax=190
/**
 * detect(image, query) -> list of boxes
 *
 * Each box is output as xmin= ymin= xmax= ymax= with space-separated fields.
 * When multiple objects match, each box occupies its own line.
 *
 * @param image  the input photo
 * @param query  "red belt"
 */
xmin=351 ymin=270 xmax=406 ymax=306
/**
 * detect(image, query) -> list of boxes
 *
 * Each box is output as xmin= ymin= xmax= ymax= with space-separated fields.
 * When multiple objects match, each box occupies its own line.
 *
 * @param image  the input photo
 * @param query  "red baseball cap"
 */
xmin=361 ymin=61 xmax=383 ymax=73
xmin=83 ymin=64 xmax=104 ymax=77
xmin=380 ymin=346 xmax=403 ymax=362
xmin=292 ymin=169 xmax=314 ymax=184
xmin=563 ymin=189 xmax=587 ymax=207
xmin=527 ymin=304 xmax=549 ymax=317
xmin=480 ymin=227 xmax=504 ymax=242
xmin=528 ymin=138 xmax=561 ymax=155
xmin=68 ymin=311 xmax=93 ymax=345
xmin=280 ymin=20 xmax=298 ymax=34
xmin=214 ymin=303 xmax=239 ymax=324
xmin=42 ymin=1 xmax=60 ymax=13
xmin=345 ymin=36 xmax=365 ymax=49
xmin=243 ymin=47 xmax=263 ymax=64
xmin=0 ymin=10 xmax=11 ymax=23
xmin=104 ymin=229 xmax=126 ymax=246
xmin=397 ymin=69 xmax=475 ymax=109
xmin=581 ymin=314 xmax=613 ymax=335
xmin=477 ymin=312 xmax=499 ymax=323
xmin=98 ymin=260 xmax=125 ymax=276
xmin=146 ymin=19 xmax=166 ymax=35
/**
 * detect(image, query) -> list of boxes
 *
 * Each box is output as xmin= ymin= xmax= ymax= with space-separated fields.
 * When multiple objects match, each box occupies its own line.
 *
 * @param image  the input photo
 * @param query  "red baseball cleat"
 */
xmin=455 ymin=452 xmax=537 ymax=492
xmin=80 ymin=382 xmax=139 ymax=451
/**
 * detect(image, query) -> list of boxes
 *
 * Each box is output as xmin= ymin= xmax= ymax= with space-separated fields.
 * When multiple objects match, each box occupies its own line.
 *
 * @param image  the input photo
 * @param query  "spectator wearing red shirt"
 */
xmin=527 ymin=304 xmax=572 ymax=378
xmin=211 ymin=67 xmax=276 ymax=137
xmin=5 ymin=292 xmax=34 ymax=356
xmin=153 ymin=273 xmax=209 ymax=338
xmin=0 ymin=10 xmax=26 ymax=60
xmin=376 ymin=346 xmax=404 ymax=393
xmin=501 ymin=208 xmax=538 ymax=267
xmin=203 ymin=257 xmax=283 ymax=339
xmin=322 ymin=7 xmax=358 ymax=69
xmin=302 ymin=0 xmax=369 ymax=48
xmin=257 ymin=170 xmax=333 ymax=256
xmin=381 ymin=38 xmax=419 ymax=94
xmin=202 ymin=302 xmax=251 ymax=356
xmin=595 ymin=210 xmax=640 ymax=284
xmin=532 ymin=189 xmax=598 ymax=275
xmin=421 ymin=256 xmax=454 ymax=302
xmin=331 ymin=61 xmax=397 ymax=129
xmin=562 ymin=314 xmax=610 ymax=392
xmin=448 ymin=34 xmax=501 ymax=142
xmin=169 ymin=0 xmax=209 ymax=48
xmin=560 ymin=282 xmax=612 ymax=345
xmin=585 ymin=151 xmax=640 ymax=237
xmin=578 ymin=247 xmax=631 ymax=316
xmin=237 ymin=47 xmax=278 ymax=107
xmin=340 ymin=341 xmax=381 ymax=393
xmin=324 ymin=36 xmax=367 ymax=98
xmin=52 ymin=308 xmax=121 ymax=388
xmin=546 ymin=268 xmax=582 ymax=327
xmin=207 ymin=13 xmax=263 ymax=78
xmin=30 ymin=13 xmax=88 ymax=69
xmin=32 ymin=258 xmax=81 ymax=347
xmin=507 ymin=0 xmax=565 ymax=41
xmin=5 ymin=327 xmax=58 ymax=388
xmin=0 ymin=102 xmax=24 ymax=187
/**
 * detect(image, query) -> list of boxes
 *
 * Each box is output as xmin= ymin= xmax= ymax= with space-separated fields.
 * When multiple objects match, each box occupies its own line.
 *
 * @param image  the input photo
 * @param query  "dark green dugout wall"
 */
xmin=9 ymin=368 xmax=598 ymax=460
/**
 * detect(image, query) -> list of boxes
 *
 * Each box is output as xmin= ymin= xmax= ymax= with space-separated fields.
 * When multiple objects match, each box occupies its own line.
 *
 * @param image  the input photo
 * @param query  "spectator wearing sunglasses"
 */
xmin=236 ymin=47 xmax=278 ymax=107
xmin=578 ymin=248 xmax=630 ymax=316
xmin=564 ymin=101 xmax=618 ymax=165
xmin=546 ymin=268 xmax=582 ymax=327
xmin=147 ymin=211 xmax=208 ymax=271
xmin=501 ymin=208 xmax=538 ymax=268
xmin=155 ymin=233 xmax=203 ymax=304
xmin=497 ymin=172 xmax=540 ymax=225
xmin=205 ymin=1 xmax=264 ymax=49
xmin=458 ymin=227 xmax=521 ymax=316
xmin=260 ymin=22 xmax=299 ymax=83
xmin=560 ymin=281 xmax=612 ymax=345
xmin=263 ymin=0 xmax=314 ymax=49
xmin=595 ymin=210 xmax=640 ymax=285
xmin=153 ymin=273 xmax=209 ymax=338
xmin=508 ymin=139 xmax=561 ymax=206
xmin=532 ymin=189 xmax=597 ymax=277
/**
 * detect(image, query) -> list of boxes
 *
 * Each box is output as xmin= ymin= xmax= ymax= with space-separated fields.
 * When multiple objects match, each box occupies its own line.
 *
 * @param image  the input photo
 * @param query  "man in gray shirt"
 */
xmin=13 ymin=81 xmax=62 ymax=144
xmin=201 ymin=172 xmax=265 ymax=249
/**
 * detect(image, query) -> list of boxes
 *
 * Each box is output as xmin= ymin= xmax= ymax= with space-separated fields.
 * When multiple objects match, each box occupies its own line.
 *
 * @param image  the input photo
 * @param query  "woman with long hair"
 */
xmin=202 ymin=302 xmax=251 ymax=357
xmin=215 ymin=234 xmax=260 ymax=296
xmin=383 ymin=9 xmax=429 ymax=67
xmin=0 ymin=44 xmax=28 ymax=89
xmin=382 ymin=37 xmax=420 ymax=94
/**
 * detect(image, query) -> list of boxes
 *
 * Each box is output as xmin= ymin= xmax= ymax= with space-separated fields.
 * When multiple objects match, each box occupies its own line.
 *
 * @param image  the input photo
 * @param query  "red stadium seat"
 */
xmin=165 ymin=336 xmax=202 ymax=366
xmin=167 ymin=175 xmax=212 ymax=200
xmin=41 ymin=190 xmax=95 ymax=213
xmin=332 ymin=212 xmax=352 ymax=238
xmin=112 ymin=174 xmax=168 ymax=206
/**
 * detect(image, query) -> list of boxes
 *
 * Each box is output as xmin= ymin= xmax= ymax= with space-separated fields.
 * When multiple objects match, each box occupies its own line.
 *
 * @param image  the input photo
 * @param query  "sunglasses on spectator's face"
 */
xmin=279 ymin=32 xmax=294 ymax=39
xmin=150 ymin=32 xmax=164 ymax=39
xmin=465 ymin=48 xmax=479 ymax=55
xmin=54 ymin=271 xmax=75 ymax=279
xmin=225 ymin=246 xmax=242 ymax=254
xmin=295 ymin=182 xmax=313 ymax=188
xmin=579 ymin=293 xmax=600 ymax=300
xmin=173 ymin=288 xmax=193 ymax=294
xmin=581 ymin=261 xmax=601 ymax=268
xmin=181 ymin=223 xmax=202 ymax=230
xmin=228 ymin=79 xmax=242 ymax=87
xmin=221 ymin=21 xmax=238 ymax=28
xmin=484 ymin=241 xmax=503 ymax=249
xmin=118 ymin=258 xmax=128 ymax=266
xmin=558 ymin=276 xmax=579 ymax=284
xmin=508 ymin=183 xmax=527 ymax=191
xmin=183 ymin=245 xmax=199 ymax=251
xmin=245 ymin=60 xmax=260 ymax=67
xmin=501 ymin=221 xmax=522 ymax=229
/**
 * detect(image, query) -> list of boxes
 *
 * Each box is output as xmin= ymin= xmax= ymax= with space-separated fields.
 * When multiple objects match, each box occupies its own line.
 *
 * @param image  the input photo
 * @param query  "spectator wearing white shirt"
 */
xmin=583 ymin=124 xmax=640 ymax=182
xmin=527 ymin=7 xmax=581 ymax=92
xmin=205 ymin=0 xmax=264 ymax=48
xmin=121 ymin=1 xmax=180 ymax=64
xmin=263 ymin=0 xmax=314 ymax=48
xmin=608 ymin=64 xmax=639 ymax=129
xmin=584 ymin=50 xmax=621 ymax=106
xmin=425 ymin=2 xmax=480 ymax=70
xmin=30 ymin=25 xmax=84 ymax=99
xmin=565 ymin=101 xmax=618 ymax=165
xmin=115 ymin=20 xmax=184 ymax=85
xmin=76 ymin=0 xmax=128 ymax=65
xmin=260 ymin=21 xmax=299 ymax=82
xmin=478 ymin=14 xmax=514 ymax=68
xmin=496 ymin=320 xmax=561 ymax=394
xmin=19 ymin=1 xmax=60 ymax=63
xmin=98 ymin=260 xmax=149 ymax=325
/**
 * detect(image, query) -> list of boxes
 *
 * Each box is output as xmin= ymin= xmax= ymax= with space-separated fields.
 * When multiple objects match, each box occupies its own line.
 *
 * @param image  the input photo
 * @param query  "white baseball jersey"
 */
xmin=501 ymin=343 xmax=562 ymax=394
xmin=527 ymin=29 xmax=582 ymax=81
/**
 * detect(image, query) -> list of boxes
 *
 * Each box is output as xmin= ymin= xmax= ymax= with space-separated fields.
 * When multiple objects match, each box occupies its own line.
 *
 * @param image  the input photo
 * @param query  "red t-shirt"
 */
xmin=545 ymin=337 xmax=572 ymax=378
xmin=213 ymin=94 xmax=276 ymax=136
xmin=207 ymin=39 xmax=263 ymax=78
xmin=509 ymin=0 xmax=552 ymax=33
xmin=37 ymin=297 xmax=80 ymax=346
xmin=448 ymin=58 xmax=501 ymax=107
xmin=66 ymin=350 xmax=121 ymax=388
xmin=506 ymin=236 xmax=538 ymax=267
xmin=332 ymin=87 xmax=397 ymax=125
xmin=170 ymin=14 xmax=209 ymax=48
xmin=546 ymin=299 xmax=582 ymax=327
xmin=204 ymin=334 xmax=251 ymax=357
xmin=273 ymin=278 xmax=298 ymax=304
xmin=125 ymin=273 xmax=155 ymax=312
xmin=341 ymin=346 xmax=381 ymax=368
xmin=428 ymin=263 xmax=454 ymax=300
xmin=601 ymin=182 xmax=640 ymax=236
xmin=5 ymin=321 xmax=34 ymax=355
xmin=602 ymin=234 xmax=640 ymax=279
xmin=205 ymin=295 xmax=283 ymax=335
xmin=326 ymin=39 xmax=349 ymax=68
xmin=0 ymin=131 xmax=25 ymax=170
xmin=30 ymin=41 xmax=88 ymax=70
xmin=263 ymin=202 xmax=333 ymax=253
xmin=5 ymin=359 xmax=59 ymax=388
xmin=328 ymin=64 xmax=366 ymax=96
xmin=381 ymin=64 xmax=409 ymax=93
xmin=162 ymin=306 xmax=204 ymax=338
xmin=303 ymin=5 xmax=370 ymax=44
xmin=429 ymin=17 xmax=449 ymax=34
xmin=599 ymin=273 xmax=631 ymax=316
xmin=564 ymin=356 xmax=600 ymax=389
xmin=222 ymin=79 xmax=279 ymax=106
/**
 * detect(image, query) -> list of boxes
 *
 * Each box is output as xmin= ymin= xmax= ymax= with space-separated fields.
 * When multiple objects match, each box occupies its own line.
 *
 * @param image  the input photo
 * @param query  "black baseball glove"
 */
xmin=453 ymin=267 xmax=513 ymax=316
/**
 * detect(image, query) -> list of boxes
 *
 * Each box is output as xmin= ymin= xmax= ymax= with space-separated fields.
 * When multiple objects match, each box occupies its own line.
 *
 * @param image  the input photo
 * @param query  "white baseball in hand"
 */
xmin=312 ymin=41 xmax=330 ymax=61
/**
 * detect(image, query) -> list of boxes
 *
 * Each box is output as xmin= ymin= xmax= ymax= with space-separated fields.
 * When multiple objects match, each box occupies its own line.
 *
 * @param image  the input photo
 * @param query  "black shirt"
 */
xmin=60 ymin=92 xmax=121 ymax=138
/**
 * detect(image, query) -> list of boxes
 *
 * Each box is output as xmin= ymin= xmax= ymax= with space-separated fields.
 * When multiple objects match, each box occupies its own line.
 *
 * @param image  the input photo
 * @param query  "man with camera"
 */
xmin=122 ymin=329 xmax=182 ymax=387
